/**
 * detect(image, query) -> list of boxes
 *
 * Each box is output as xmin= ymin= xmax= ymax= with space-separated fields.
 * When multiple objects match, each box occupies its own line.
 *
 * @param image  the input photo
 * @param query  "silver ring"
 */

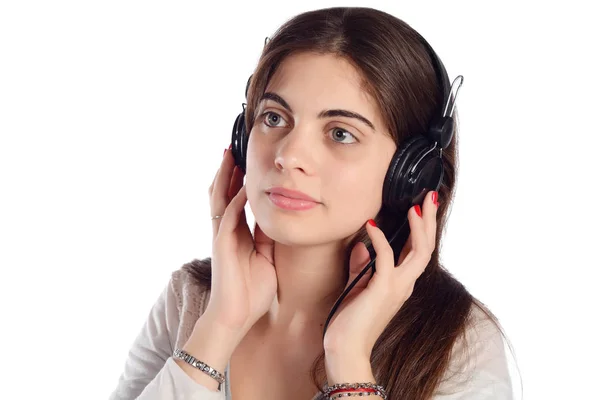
xmin=211 ymin=215 xmax=222 ymax=220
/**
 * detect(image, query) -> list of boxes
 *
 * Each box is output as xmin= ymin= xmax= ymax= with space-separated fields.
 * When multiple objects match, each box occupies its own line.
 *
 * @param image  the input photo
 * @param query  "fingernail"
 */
xmin=432 ymin=191 xmax=439 ymax=207
xmin=414 ymin=205 xmax=422 ymax=218
xmin=228 ymin=144 xmax=232 ymax=150
xmin=368 ymin=219 xmax=377 ymax=227
xmin=223 ymin=148 xmax=227 ymax=157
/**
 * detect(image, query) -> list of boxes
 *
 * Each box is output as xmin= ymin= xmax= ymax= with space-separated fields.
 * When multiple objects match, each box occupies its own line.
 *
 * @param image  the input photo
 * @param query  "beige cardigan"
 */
xmin=108 ymin=263 xmax=514 ymax=400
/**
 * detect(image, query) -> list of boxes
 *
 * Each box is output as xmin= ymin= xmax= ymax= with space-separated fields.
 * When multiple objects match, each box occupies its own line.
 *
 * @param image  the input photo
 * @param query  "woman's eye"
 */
xmin=262 ymin=111 xmax=287 ymax=128
xmin=330 ymin=127 xmax=358 ymax=144
xmin=262 ymin=112 xmax=357 ymax=145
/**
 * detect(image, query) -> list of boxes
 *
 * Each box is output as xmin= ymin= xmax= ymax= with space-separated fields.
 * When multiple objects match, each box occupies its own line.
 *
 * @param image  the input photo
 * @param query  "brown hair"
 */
xmin=184 ymin=6 xmax=517 ymax=399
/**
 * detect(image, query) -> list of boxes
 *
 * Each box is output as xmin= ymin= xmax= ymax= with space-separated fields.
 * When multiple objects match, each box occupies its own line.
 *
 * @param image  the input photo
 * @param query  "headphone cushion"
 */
xmin=385 ymin=135 xmax=423 ymax=188
xmin=231 ymin=112 xmax=247 ymax=172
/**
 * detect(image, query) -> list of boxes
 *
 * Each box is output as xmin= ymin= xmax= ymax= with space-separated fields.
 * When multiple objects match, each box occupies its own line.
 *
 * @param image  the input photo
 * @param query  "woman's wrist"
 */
xmin=323 ymin=349 xmax=384 ymax=398
xmin=324 ymin=350 xmax=376 ymax=385
xmin=175 ymin=316 xmax=242 ymax=390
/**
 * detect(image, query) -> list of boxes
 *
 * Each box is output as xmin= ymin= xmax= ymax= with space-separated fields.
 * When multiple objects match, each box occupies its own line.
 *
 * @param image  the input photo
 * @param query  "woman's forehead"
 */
xmin=263 ymin=53 xmax=383 ymax=127
xmin=267 ymin=52 xmax=364 ymax=93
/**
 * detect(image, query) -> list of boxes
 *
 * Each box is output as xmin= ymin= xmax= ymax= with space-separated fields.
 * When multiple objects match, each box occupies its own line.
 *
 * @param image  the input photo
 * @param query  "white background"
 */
xmin=0 ymin=1 xmax=598 ymax=399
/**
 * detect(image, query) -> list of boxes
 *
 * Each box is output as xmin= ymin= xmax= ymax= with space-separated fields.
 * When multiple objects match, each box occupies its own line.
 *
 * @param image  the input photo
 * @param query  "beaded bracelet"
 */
xmin=172 ymin=348 xmax=225 ymax=390
xmin=324 ymin=383 xmax=388 ymax=400
xmin=329 ymin=391 xmax=382 ymax=399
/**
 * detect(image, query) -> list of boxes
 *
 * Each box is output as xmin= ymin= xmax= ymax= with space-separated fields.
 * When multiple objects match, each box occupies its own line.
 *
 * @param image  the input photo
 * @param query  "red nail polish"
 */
xmin=432 ymin=191 xmax=439 ymax=207
xmin=414 ymin=205 xmax=422 ymax=217
xmin=228 ymin=144 xmax=232 ymax=150
xmin=368 ymin=219 xmax=377 ymax=227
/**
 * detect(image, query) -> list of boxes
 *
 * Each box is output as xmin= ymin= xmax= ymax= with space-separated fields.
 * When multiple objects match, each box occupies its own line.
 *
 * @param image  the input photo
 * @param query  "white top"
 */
xmin=108 ymin=266 xmax=514 ymax=400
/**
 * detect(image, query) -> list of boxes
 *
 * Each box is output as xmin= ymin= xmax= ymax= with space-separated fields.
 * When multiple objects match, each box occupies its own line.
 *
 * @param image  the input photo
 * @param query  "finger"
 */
xmin=211 ymin=211 xmax=224 ymax=239
xmin=364 ymin=219 xmax=395 ymax=276
xmin=346 ymin=241 xmax=372 ymax=291
xmin=422 ymin=190 xmax=439 ymax=249
xmin=218 ymin=185 xmax=248 ymax=236
xmin=224 ymin=165 xmax=247 ymax=240
xmin=254 ymin=222 xmax=274 ymax=265
xmin=208 ymin=168 xmax=218 ymax=196
xmin=396 ymin=231 xmax=412 ymax=265
xmin=208 ymin=148 xmax=229 ymax=196
xmin=399 ymin=204 xmax=431 ymax=280
xmin=210 ymin=148 xmax=236 ymax=216
xmin=227 ymin=165 xmax=244 ymax=203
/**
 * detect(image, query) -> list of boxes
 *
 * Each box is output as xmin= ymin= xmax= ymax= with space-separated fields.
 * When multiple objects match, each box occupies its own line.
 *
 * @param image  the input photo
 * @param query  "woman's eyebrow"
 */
xmin=259 ymin=92 xmax=376 ymax=131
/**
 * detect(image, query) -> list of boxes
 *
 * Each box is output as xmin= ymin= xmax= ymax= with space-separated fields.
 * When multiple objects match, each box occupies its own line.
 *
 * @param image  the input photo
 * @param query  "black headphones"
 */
xmin=230 ymin=34 xmax=463 ymax=338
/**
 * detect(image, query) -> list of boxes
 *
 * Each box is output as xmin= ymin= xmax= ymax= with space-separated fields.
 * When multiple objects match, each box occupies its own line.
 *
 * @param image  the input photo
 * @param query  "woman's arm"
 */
xmin=108 ymin=281 xmax=178 ymax=399
xmin=108 ymin=277 xmax=228 ymax=400
xmin=325 ymin=351 xmax=384 ymax=399
xmin=323 ymin=307 xmax=513 ymax=400
xmin=135 ymin=357 xmax=225 ymax=400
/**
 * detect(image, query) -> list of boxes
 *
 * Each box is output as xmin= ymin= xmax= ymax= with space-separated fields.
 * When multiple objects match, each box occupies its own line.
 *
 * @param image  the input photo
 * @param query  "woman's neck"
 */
xmin=262 ymin=240 xmax=348 ymax=336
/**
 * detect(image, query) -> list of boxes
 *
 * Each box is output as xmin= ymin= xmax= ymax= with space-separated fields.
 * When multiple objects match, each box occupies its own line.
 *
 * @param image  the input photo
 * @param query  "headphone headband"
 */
xmin=413 ymin=32 xmax=463 ymax=150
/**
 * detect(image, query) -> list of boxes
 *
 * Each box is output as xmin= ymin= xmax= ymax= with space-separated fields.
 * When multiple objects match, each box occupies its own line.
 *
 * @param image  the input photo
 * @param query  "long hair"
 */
xmin=184 ymin=7 xmax=514 ymax=399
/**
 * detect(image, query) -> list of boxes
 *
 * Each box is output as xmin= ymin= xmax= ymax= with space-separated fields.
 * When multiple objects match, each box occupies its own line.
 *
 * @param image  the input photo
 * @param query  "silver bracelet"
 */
xmin=172 ymin=348 xmax=225 ymax=390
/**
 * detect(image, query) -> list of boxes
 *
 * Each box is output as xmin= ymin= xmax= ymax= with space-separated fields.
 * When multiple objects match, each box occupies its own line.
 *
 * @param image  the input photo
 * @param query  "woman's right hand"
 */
xmin=202 ymin=146 xmax=277 ymax=341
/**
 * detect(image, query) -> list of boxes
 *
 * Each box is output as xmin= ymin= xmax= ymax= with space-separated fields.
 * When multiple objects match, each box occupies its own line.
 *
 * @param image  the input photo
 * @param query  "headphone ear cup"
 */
xmin=231 ymin=111 xmax=248 ymax=174
xmin=383 ymin=135 xmax=443 ymax=213
xmin=383 ymin=135 xmax=421 ymax=209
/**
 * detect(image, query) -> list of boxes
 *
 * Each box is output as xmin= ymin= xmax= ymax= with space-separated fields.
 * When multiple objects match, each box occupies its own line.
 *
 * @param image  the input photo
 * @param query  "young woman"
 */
xmin=110 ymin=7 xmax=514 ymax=400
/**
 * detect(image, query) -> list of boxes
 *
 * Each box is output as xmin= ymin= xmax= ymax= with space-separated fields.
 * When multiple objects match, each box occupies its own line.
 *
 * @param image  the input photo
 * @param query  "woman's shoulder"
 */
xmin=170 ymin=257 xmax=213 ymax=301
xmin=435 ymin=301 xmax=513 ymax=398
xmin=168 ymin=257 xmax=214 ymax=349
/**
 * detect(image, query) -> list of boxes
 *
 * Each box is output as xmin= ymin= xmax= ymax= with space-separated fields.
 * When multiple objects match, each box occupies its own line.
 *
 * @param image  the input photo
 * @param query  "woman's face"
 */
xmin=245 ymin=52 xmax=397 ymax=246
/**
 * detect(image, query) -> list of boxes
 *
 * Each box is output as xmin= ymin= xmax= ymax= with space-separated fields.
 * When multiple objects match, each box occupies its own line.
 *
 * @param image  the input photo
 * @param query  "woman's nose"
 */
xmin=273 ymin=125 xmax=316 ymax=175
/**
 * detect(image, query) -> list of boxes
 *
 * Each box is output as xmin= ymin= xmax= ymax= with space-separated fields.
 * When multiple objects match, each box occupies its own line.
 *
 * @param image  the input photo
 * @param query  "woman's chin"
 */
xmin=255 ymin=216 xmax=324 ymax=247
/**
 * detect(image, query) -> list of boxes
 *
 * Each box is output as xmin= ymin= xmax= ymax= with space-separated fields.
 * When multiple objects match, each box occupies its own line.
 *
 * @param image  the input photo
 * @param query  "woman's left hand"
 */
xmin=323 ymin=190 xmax=439 ymax=360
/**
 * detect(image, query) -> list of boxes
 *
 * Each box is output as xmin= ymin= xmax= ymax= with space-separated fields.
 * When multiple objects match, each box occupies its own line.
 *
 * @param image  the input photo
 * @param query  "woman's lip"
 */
xmin=267 ymin=192 xmax=320 ymax=211
xmin=265 ymin=187 xmax=319 ymax=203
